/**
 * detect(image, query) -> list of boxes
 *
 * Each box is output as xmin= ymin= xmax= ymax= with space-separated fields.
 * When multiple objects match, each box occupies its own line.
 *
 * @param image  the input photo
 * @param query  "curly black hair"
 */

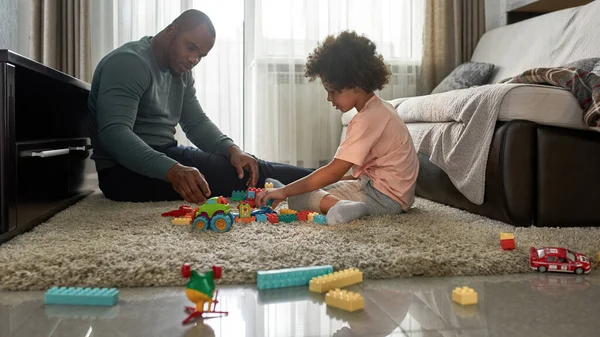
xmin=304 ymin=30 xmax=391 ymax=92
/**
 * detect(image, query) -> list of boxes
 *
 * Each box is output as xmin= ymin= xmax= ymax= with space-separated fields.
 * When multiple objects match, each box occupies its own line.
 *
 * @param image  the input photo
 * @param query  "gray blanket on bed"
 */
xmin=397 ymin=84 xmax=530 ymax=205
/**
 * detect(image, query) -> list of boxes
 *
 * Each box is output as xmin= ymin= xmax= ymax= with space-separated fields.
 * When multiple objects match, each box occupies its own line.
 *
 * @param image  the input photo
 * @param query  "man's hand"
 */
xmin=229 ymin=146 xmax=259 ymax=187
xmin=166 ymin=163 xmax=211 ymax=204
xmin=256 ymin=187 xmax=287 ymax=208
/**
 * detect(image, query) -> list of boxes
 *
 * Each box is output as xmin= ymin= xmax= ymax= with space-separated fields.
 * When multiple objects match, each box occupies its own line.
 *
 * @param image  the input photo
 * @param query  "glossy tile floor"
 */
xmin=1 ymin=272 xmax=600 ymax=337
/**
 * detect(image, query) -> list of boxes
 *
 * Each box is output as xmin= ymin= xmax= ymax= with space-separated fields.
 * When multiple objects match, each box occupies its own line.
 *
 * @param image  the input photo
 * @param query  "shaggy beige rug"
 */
xmin=0 ymin=192 xmax=598 ymax=291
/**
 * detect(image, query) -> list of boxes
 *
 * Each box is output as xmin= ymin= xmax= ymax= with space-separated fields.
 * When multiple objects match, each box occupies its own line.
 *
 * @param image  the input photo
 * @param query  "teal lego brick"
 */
xmin=278 ymin=214 xmax=298 ymax=223
xmin=44 ymin=286 xmax=119 ymax=306
xmin=256 ymin=214 xmax=268 ymax=222
xmin=231 ymin=190 xmax=246 ymax=201
xmin=314 ymin=214 xmax=327 ymax=224
xmin=257 ymin=265 xmax=334 ymax=290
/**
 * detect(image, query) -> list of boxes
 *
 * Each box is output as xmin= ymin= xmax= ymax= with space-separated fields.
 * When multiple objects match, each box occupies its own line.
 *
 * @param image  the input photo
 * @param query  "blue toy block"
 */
xmin=257 ymin=265 xmax=334 ymax=290
xmin=278 ymin=214 xmax=297 ymax=223
xmin=251 ymin=206 xmax=276 ymax=216
xmin=44 ymin=286 xmax=119 ymax=306
xmin=314 ymin=214 xmax=327 ymax=225
xmin=231 ymin=190 xmax=246 ymax=201
xmin=256 ymin=214 xmax=268 ymax=222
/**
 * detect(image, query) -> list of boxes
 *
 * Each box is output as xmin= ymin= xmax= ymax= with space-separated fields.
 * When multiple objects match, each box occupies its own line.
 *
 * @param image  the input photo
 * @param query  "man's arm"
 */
xmin=179 ymin=73 xmax=235 ymax=155
xmin=96 ymin=53 xmax=178 ymax=180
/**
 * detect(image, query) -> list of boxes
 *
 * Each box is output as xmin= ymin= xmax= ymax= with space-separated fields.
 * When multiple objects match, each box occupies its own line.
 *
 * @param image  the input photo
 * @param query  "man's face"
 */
xmin=166 ymin=23 xmax=215 ymax=76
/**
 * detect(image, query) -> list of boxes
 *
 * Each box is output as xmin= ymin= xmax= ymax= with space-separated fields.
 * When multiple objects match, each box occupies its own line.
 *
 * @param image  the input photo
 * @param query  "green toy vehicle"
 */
xmin=192 ymin=196 xmax=234 ymax=233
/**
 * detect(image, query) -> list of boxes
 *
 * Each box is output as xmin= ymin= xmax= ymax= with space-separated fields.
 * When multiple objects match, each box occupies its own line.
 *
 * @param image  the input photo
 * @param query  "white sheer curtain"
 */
xmin=244 ymin=0 xmax=425 ymax=168
xmin=90 ymin=0 xmax=244 ymax=147
xmin=90 ymin=0 xmax=424 ymax=167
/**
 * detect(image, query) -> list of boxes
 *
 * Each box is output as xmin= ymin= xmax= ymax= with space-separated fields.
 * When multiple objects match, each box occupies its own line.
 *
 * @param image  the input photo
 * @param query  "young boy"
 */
xmin=256 ymin=30 xmax=419 ymax=224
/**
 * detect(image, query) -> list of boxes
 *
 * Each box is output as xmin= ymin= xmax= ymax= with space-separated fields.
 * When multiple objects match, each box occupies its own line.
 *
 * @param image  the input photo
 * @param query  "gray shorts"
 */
xmin=291 ymin=175 xmax=404 ymax=215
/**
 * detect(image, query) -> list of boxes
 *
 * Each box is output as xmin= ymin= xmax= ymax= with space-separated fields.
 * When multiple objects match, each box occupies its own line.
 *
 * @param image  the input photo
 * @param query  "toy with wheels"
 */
xmin=529 ymin=246 xmax=592 ymax=275
xmin=191 ymin=196 xmax=234 ymax=233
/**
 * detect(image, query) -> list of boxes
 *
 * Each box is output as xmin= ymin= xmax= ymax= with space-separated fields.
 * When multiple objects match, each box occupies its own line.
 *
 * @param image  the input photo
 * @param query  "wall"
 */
xmin=0 ymin=0 xmax=18 ymax=51
xmin=485 ymin=0 xmax=507 ymax=32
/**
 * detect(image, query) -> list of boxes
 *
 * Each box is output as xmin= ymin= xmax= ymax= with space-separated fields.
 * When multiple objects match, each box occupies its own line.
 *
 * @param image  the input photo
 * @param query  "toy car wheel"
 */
xmin=538 ymin=266 xmax=547 ymax=273
xmin=193 ymin=216 xmax=210 ymax=231
xmin=210 ymin=214 xmax=232 ymax=233
xmin=575 ymin=268 xmax=584 ymax=275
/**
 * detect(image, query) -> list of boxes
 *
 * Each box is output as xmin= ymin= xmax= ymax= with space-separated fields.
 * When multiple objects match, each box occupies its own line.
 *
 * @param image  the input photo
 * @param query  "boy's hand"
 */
xmin=256 ymin=187 xmax=287 ymax=208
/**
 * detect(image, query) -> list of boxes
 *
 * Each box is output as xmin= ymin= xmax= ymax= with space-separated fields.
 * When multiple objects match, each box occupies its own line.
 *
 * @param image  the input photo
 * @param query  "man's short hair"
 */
xmin=172 ymin=9 xmax=216 ymax=38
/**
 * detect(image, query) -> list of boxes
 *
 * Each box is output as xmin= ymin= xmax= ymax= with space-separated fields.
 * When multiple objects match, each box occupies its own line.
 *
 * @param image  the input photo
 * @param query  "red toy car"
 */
xmin=529 ymin=246 xmax=592 ymax=275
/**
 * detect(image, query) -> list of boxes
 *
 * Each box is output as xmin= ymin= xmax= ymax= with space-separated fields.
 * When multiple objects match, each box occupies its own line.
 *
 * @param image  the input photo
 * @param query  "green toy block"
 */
xmin=257 ymin=265 xmax=334 ymax=290
xmin=232 ymin=190 xmax=246 ymax=201
xmin=279 ymin=214 xmax=298 ymax=223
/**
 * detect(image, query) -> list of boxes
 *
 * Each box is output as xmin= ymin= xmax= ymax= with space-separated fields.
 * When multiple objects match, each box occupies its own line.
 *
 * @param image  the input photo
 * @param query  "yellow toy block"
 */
xmin=264 ymin=182 xmax=274 ymax=189
xmin=452 ymin=286 xmax=478 ymax=305
xmin=307 ymin=212 xmax=318 ymax=221
xmin=309 ymin=268 xmax=363 ymax=293
xmin=172 ymin=218 xmax=191 ymax=225
xmin=279 ymin=208 xmax=298 ymax=215
xmin=500 ymin=233 xmax=514 ymax=240
xmin=325 ymin=289 xmax=364 ymax=312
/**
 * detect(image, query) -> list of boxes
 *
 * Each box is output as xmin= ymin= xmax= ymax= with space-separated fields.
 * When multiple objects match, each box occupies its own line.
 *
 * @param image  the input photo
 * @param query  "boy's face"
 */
xmin=322 ymin=82 xmax=356 ymax=113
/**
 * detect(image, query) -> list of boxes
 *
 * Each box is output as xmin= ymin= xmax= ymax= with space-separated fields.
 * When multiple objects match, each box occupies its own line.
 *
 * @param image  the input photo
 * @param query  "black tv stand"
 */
xmin=0 ymin=50 xmax=97 ymax=244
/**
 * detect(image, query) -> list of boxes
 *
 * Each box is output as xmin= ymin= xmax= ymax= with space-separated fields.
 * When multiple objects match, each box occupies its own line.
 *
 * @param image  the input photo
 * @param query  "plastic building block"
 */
xmin=279 ymin=214 xmax=298 ymax=223
xmin=325 ymin=289 xmax=364 ymax=312
xmin=235 ymin=216 xmax=256 ymax=223
xmin=264 ymin=182 xmax=274 ymax=189
xmin=309 ymin=268 xmax=363 ymax=293
xmin=280 ymin=208 xmax=298 ymax=215
xmin=44 ymin=286 xmax=119 ymax=306
xmin=297 ymin=210 xmax=312 ymax=221
xmin=452 ymin=286 xmax=478 ymax=305
xmin=172 ymin=217 xmax=192 ymax=225
xmin=256 ymin=214 xmax=268 ymax=222
xmin=500 ymin=233 xmax=516 ymax=250
xmin=231 ymin=190 xmax=246 ymax=201
xmin=313 ymin=214 xmax=327 ymax=225
xmin=256 ymin=265 xmax=334 ymax=290
xmin=266 ymin=213 xmax=279 ymax=224
xmin=239 ymin=202 xmax=252 ymax=218
xmin=162 ymin=206 xmax=193 ymax=217
xmin=251 ymin=206 xmax=276 ymax=216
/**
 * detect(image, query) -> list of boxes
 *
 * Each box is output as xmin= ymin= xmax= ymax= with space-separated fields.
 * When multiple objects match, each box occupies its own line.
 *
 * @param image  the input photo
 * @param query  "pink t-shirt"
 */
xmin=334 ymin=95 xmax=419 ymax=211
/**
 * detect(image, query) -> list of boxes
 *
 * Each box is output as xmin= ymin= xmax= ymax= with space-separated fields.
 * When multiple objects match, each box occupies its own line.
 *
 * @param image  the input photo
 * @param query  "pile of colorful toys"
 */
xmin=161 ymin=183 xmax=327 ymax=232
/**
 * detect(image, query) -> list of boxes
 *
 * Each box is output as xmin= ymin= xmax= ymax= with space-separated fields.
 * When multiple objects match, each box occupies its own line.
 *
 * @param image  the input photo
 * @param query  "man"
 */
xmin=88 ymin=9 xmax=313 ymax=204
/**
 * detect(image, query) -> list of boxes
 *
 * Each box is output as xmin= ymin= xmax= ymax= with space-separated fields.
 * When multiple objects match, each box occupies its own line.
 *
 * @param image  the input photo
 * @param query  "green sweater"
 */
xmin=88 ymin=36 xmax=235 ymax=181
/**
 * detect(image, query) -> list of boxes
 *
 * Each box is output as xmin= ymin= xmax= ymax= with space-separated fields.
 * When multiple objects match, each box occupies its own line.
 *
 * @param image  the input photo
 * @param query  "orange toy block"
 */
xmin=500 ymin=233 xmax=515 ymax=250
xmin=266 ymin=214 xmax=279 ymax=224
xmin=235 ymin=216 xmax=256 ymax=224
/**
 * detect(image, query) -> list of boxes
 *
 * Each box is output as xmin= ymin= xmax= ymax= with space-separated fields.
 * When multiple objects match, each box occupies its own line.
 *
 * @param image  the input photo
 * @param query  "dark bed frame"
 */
xmin=415 ymin=120 xmax=600 ymax=227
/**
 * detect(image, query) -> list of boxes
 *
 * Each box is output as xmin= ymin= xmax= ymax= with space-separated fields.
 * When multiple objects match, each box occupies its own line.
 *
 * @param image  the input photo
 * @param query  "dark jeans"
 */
xmin=97 ymin=144 xmax=315 ymax=202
